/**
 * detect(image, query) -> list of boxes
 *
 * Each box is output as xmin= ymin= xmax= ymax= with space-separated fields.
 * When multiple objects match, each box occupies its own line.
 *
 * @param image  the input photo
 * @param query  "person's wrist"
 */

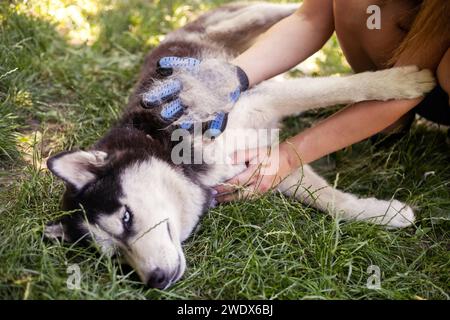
xmin=280 ymin=140 xmax=302 ymax=170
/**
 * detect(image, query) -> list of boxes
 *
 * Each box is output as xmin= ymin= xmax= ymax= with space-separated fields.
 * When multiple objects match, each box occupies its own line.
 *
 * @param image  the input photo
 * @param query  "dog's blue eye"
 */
xmin=122 ymin=208 xmax=132 ymax=229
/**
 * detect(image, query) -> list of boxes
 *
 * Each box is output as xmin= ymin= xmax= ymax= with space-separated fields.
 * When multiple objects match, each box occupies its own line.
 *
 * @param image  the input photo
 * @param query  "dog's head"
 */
xmin=45 ymin=132 xmax=209 ymax=289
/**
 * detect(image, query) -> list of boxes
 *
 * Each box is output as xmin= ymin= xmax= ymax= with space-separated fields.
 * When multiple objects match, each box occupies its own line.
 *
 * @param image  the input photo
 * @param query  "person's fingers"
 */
xmin=160 ymin=98 xmax=185 ymax=121
xmin=215 ymin=191 xmax=239 ymax=203
xmin=157 ymin=57 xmax=200 ymax=76
xmin=215 ymin=185 xmax=259 ymax=203
xmin=226 ymin=166 xmax=258 ymax=188
xmin=251 ymin=174 xmax=280 ymax=193
xmin=141 ymin=79 xmax=182 ymax=108
xmin=213 ymin=184 xmax=231 ymax=195
xmin=214 ymin=165 xmax=259 ymax=194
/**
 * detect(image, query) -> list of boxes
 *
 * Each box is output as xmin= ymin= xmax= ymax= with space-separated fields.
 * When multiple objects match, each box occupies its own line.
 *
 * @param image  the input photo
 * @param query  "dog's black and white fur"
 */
xmin=45 ymin=3 xmax=435 ymax=289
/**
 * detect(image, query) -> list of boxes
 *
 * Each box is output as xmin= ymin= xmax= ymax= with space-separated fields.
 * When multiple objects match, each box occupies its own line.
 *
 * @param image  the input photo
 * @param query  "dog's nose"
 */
xmin=147 ymin=268 xmax=170 ymax=289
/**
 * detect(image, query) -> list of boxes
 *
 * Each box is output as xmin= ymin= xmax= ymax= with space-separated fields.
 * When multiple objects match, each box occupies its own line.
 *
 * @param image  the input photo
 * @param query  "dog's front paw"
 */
xmin=378 ymin=199 xmax=415 ymax=228
xmin=373 ymin=66 xmax=436 ymax=100
xmin=347 ymin=198 xmax=415 ymax=228
xmin=355 ymin=198 xmax=415 ymax=228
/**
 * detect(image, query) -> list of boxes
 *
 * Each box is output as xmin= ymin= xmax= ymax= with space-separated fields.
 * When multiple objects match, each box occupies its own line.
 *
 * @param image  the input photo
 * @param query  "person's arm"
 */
xmin=284 ymin=98 xmax=421 ymax=167
xmin=215 ymin=97 xmax=422 ymax=202
xmin=233 ymin=0 xmax=334 ymax=86
xmin=284 ymin=39 xmax=448 ymax=168
xmin=215 ymin=38 xmax=446 ymax=201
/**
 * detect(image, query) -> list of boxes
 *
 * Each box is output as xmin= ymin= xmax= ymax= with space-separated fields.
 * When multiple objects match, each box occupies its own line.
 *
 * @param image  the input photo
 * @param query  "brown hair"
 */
xmin=389 ymin=0 xmax=450 ymax=66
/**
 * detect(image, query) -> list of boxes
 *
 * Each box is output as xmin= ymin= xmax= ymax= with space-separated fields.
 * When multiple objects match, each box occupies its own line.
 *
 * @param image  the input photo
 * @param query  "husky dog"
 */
xmin=45 ymin=2 xmax=435 ymax=289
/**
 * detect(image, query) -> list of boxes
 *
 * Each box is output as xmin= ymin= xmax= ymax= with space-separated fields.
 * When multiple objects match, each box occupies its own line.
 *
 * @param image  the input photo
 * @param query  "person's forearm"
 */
xmin=285 ymin=98 xmax=422 ymax=166
xmin=233 ymin=0 xmax=334 ymax=86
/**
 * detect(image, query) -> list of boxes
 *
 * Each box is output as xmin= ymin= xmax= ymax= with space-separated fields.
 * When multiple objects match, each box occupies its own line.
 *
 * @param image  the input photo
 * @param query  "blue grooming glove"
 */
xmin=141 ymin=56 xmax=249 ymax=138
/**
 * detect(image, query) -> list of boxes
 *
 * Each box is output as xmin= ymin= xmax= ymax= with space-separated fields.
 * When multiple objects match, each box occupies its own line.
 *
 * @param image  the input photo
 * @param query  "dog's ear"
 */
xmin=47 ymin=150 xmax=108 ymax=191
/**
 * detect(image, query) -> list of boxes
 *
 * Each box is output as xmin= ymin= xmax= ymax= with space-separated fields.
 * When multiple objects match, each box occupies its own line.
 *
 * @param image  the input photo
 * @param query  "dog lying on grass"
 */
xmin=45 ymin=2 xmax=435 ymax=289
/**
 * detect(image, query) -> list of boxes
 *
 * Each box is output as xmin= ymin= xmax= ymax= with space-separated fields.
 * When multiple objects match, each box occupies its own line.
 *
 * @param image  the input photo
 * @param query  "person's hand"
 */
xmin=214 ymin=142 xmax=301 ymax=202
xmin=141 ymin=56 xmax=249 ymax=138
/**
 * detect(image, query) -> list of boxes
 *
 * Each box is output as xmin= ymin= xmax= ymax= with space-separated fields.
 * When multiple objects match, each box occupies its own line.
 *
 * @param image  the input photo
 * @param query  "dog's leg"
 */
xmin=231 ymin=66 xmax=435 ymax=127
xmin=166 ymin=3 xmax=299 ymax=55
xmin=277 ymin=165 xmax=415 ymax=228
xmin=203 ymin=3 xmax=299 ymax=53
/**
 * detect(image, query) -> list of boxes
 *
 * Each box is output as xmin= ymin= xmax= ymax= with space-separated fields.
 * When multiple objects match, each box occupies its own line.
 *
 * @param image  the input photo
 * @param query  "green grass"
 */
xmin=0 ymin=0 xmax=449 ymax=300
